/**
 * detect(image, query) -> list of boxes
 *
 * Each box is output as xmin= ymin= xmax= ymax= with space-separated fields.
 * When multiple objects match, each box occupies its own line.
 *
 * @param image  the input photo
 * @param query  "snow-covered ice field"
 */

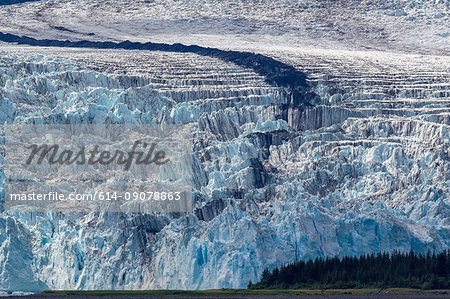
xmin=0 ymin=0 xmax=449 ymax=292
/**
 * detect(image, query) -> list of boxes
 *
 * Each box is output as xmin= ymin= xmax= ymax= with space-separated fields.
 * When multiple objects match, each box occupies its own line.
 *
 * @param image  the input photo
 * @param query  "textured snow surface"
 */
xmin=0 ymin=45 xmax=448 ymax=291
xmin=0 ymin=0 xmax=448 ymax=54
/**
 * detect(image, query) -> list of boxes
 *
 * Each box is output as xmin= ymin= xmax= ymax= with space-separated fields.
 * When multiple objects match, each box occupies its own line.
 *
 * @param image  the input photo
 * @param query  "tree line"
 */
xmin=249 ymin=250 xmax=449 ymax=290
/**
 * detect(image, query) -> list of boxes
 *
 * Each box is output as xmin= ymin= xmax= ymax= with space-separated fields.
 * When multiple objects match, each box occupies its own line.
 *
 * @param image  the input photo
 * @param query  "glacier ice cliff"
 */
xmin=0 ymin=45 xmax=449 ymax=291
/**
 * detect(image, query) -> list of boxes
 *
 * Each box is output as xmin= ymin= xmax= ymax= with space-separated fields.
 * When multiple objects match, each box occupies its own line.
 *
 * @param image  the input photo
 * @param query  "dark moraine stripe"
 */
xmin=0 ymin=32 xmax=314 ymax=106
xmin=0 ymin=0 xmax=40 ymax=5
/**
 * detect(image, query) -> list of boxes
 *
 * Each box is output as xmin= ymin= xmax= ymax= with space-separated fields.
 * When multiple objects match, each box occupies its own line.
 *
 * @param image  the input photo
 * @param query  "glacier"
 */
xmin=0 ymin=44 xmax=448 ymax=291
xmin=0 ymin=0 xmax=449 ymax=293
xmin=0 ymin=0 xmax=448 ymax=55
